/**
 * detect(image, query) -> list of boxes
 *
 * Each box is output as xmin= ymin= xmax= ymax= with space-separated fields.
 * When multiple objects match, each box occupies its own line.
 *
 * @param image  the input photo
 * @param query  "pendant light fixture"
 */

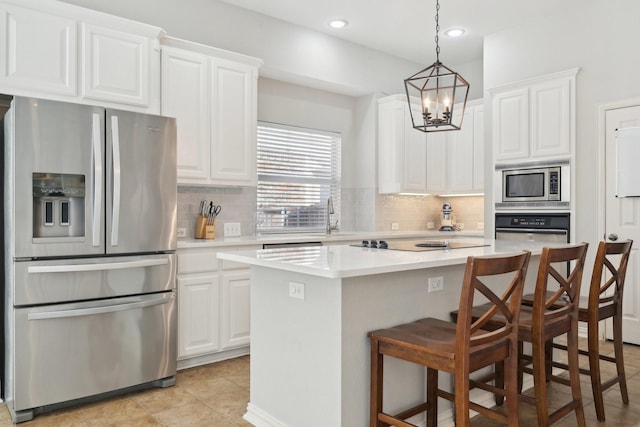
xmin=404 ymin=0 xmax=469 ymax=132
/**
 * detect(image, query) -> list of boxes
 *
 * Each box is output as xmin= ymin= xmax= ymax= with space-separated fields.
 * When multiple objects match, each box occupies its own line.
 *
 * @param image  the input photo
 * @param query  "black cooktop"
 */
xmin=350 ymin=240 xmax=489 ymax=252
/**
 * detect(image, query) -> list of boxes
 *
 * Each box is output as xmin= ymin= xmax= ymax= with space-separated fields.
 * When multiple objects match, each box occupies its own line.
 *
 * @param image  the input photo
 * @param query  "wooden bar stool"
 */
xmin=368 ymin=251 xmax=531 ymax=427
xmin=452 ymin=243 xmax=589 ymax=426
xmin=542 ymin=240 xmax=633 ymax=421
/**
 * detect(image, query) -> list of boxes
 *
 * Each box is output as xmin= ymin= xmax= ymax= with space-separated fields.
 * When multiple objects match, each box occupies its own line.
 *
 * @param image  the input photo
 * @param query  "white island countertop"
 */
xmin=216 ymin=238 xmax=555 ymax=279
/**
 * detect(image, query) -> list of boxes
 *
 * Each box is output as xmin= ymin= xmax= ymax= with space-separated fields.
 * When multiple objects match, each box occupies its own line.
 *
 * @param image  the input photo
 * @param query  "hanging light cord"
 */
xmin=434 ymin=0 xmax=440 ymax=63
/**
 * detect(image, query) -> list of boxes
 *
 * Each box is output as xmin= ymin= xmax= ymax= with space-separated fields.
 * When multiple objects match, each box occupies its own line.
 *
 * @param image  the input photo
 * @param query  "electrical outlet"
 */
xmin=224 ymin=222 xmax=241 ymax=237
xmin=176 ymin=227 xmax=186 ymax=238
xmin=391 ymin=222 xmax=399 ymax=231
xmin=289 ymin=281 xmax=305 ymax=300
xmin=428 ymin=276 xmax=444 ymax=293
xmin=427 ymin=221 xmax=435 ymax=229
xmin=477 ymin=222 xmax=484 ymax=230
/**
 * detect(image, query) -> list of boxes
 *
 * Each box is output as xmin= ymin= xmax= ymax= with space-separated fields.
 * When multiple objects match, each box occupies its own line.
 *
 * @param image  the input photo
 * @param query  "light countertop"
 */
xmin=178 ymin=229 xmax=485 ymax=249
xmin=216 ymin=239 xmax=559 ymax=279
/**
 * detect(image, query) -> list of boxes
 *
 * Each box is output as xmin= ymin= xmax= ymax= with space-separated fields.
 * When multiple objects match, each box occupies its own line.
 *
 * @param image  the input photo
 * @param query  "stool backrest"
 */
xmin=456 ymin=250 xmax=531 ymax=350
xmin=532 ymin=243 xmax=589 ymax=333
xmin=589 ymin=240 xmax=633 ymax=310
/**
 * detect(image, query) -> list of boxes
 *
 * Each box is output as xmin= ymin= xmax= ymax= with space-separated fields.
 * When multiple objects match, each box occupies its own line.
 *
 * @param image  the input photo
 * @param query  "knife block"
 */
xmin=195 ymin=216 xmax=216 ymax=239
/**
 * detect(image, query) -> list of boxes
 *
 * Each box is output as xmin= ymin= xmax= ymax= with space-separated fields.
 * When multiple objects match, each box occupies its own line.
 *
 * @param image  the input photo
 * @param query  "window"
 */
xmin=256 ymin=122 xmax=341 ymax=233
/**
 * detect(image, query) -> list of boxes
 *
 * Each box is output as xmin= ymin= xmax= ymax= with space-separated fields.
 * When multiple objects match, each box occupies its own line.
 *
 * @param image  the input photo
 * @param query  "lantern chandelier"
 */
xmin=404 ymin=0 xmax=470 ymax=133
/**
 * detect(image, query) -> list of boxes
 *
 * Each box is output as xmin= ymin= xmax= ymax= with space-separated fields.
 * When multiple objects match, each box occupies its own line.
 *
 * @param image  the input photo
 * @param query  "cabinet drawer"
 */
xmin=177 ymin=249 xmax=218 ymax=274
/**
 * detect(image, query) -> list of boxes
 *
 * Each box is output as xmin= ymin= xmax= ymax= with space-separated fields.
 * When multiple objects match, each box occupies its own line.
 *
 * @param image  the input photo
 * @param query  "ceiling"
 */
xmin=218 ymin=0 xmax=583 ymax=66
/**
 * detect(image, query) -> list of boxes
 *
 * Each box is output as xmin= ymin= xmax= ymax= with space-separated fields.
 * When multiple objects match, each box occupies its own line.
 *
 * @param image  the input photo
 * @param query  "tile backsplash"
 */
xmin=178 ymin=186 xmax=256 ymax=239
xmin=178 ymin=185 xmax=484 ymax=238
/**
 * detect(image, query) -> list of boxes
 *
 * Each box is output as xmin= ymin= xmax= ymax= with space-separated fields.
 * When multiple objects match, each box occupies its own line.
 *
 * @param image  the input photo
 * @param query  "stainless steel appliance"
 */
xmin=351 ymin=239 xmax=489 ymax=251
xmin=495 ymin=213 xmax=570 ymax=244
xmin=495 ymin=212 xmax=570 ymax=275
xmin=3 ymin=97 xmax=177 ymax=423
xmin=495 ymin=160 xmax=570 ymax=209
xmin=439 ymin=203 xmax=455 ymax=231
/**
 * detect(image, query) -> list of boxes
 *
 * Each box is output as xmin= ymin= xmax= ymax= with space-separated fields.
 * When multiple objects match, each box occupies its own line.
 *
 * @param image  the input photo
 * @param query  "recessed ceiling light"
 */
xmin=444 ymin=28 xmax=465 ymax=37
xmin=328 ymin=19 xmax=349 ymax=29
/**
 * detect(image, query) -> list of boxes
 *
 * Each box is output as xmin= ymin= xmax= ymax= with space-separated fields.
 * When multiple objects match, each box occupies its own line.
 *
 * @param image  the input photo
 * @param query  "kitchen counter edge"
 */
xmin=177 ymin=230 xmax=485 ymax=249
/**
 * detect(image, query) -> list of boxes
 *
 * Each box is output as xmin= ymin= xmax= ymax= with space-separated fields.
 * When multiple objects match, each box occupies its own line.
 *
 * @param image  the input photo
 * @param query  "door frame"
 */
xmin=597 ymin=97 xmax=640 ymax=341
xmin=597 ymin=97 xmax=640 ymax=243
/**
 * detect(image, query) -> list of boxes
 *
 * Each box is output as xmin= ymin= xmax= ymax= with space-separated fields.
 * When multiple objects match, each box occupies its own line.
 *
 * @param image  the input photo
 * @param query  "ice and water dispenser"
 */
xmin=32 ymin=173 xmax=85 ymax=238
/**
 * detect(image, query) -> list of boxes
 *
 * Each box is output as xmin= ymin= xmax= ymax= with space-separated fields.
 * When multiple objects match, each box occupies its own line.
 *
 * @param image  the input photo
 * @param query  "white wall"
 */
xmin=60 ymin=0 xmax=425 ymax=96
xmin=483 ymin=1 xmax=640 ymax=245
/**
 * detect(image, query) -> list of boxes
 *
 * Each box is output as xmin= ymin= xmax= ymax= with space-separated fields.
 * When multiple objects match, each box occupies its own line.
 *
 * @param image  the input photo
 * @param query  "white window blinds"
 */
xmin=256 ymin=122 xmax=341 ymax=233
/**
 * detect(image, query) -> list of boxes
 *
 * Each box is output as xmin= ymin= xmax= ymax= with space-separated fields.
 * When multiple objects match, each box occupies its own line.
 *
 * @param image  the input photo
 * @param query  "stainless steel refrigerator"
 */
xmin=3 ymin=97 xmax=177 ymax=423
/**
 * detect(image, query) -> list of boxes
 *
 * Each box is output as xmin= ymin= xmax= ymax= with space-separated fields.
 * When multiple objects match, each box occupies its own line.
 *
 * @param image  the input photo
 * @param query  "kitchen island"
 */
xmin=217 ymin=239 xmax=552 ymax=427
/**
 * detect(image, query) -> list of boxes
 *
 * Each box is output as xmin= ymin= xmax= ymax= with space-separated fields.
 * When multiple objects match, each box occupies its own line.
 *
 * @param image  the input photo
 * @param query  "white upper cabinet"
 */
xmin=377 ymin=95 xmax=427 ymax=194
xmin=446 ymin=102 xmax=484 ymax=194
xmin=210 ymin=57 xmax=259 ymax=185
xmin=378 ymin=95 xmax=484 ymax=195
xmin=161 ymin=46 xmax=210 ymax=182
xmin=492 ymin=88 xmax=529 ymax=161
xmin=0 ymin=0 xmax=162 ymax=113
xmin=161 ymin=37 xmax=262 ymax=186
xmin=492 ymin=69 xmax=577 ymax=163
xmin=0 ymin=3 xmax=77 ymax=96
xmin=81 ymin=23 xmax=157 ymax=109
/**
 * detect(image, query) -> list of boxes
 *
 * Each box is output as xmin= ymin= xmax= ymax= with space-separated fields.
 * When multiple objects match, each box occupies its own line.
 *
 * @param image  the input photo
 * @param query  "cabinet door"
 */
xmin=161 ymin=47 xmax=210 ymax=183
xmin=177 ymin=274 xmax=220 ymax=358
xmin=530 ymin=78 xmax=571 ymax=158
xmin=402 ymin=106 xmax=428 ymax=193
xmin=472 ymin=106 xmax=485 ymax=192
xmin=81 ymin=23 xmax=152 ymax=107
xmin=210 ymin=57 xmax=258 ymax=185
xmin=426 ymin=132 xmax=447 ymax=193
xmin=447 ymin=108 xmax=474 ymax=193
xmin=221 ymin=269 xmax=251 ymax=349
xmin=493 ymin=88 xmax=529 ymax=161
xmin=0 ymin=4 xmax=77 ymax=96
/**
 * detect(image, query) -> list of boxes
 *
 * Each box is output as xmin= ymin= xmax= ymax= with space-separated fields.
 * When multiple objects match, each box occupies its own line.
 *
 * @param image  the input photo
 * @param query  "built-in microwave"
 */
xmin=502 ymin=166 xmax=562 ymax=202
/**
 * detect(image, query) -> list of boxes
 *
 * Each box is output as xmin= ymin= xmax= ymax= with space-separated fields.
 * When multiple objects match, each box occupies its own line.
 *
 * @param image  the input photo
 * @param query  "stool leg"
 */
xmin=370 ymin=338 xmax=384 ymax=427
xmin=567 ymin=326 xmax=586 ymax=427
xmin=613 ymin=310 xmax=629 ymax=404
xmin=427 ymin=367 xmax=438 ymax=427
xmin=532 ymin=337 xmax=552 ymax=427
xmin=505 ymin=343 xmax=520 ymax=427
xmin=588 ymin=319 xmax=605 ymax=422
xmin=494 ymin=361 xmax=505 ymax=405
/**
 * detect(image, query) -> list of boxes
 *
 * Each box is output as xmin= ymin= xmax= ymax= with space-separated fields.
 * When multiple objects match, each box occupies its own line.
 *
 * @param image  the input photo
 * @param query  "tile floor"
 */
xmin=0 ymin=340 xmax=639 ymax=426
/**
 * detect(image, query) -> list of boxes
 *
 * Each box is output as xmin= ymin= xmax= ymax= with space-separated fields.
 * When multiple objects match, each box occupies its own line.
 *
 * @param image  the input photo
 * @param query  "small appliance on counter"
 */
xmin=439 ymin=203 xmax=455 ymax=231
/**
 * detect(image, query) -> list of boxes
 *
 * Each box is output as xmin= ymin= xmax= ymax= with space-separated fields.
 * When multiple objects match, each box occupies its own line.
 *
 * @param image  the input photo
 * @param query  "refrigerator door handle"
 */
xmin=26 ymin=258 xmax=169 ymax=274
xmin=27 ymin=295 xmax=172 ymax=320
xmin=110 ymin=115 xmax=121 ymax=247
xmin=92 ymin=113 xmax=103 ymax=247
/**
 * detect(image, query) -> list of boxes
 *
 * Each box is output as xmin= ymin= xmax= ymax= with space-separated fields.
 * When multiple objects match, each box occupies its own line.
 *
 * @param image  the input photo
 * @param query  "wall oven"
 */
xmin=495 ymin=213 xmax=570 ymax=244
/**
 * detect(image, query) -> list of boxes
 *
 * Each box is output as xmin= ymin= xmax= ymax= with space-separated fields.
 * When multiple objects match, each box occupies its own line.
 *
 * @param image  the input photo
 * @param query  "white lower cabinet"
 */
xmin=221 ymin=269 xmax=251 ymax=349
xmin=176 ymin=245 xmax=256 ymax=368
xmin=177 ymin=274 xmax=220 ymax=358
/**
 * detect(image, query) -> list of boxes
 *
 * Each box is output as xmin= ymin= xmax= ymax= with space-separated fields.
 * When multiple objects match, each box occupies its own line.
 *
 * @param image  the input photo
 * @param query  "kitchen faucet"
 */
xmin=326 ymin=197 xmax=334 ymax=235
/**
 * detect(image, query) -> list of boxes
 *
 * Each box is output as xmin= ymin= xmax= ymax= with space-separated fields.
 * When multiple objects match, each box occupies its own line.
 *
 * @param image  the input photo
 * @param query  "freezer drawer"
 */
xmin=13 ymin=253 xmax=176 ymax=306
xmin=9 ymin=292 xmax=177 ymax=412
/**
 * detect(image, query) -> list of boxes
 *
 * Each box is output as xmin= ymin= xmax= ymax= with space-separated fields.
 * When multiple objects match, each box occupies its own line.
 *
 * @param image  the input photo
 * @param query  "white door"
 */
xmin=604 ymin=104 xmax=640 ymax=344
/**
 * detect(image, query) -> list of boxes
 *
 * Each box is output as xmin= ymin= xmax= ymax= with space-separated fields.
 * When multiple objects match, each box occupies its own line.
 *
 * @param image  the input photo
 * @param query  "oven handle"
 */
xmin=27 ymin=258 xmax=168 ymax=274
xmin=27 ymin=295 xmax=171 ymax=320
xmin=495 ymin=228 xmax=568 ymax=235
